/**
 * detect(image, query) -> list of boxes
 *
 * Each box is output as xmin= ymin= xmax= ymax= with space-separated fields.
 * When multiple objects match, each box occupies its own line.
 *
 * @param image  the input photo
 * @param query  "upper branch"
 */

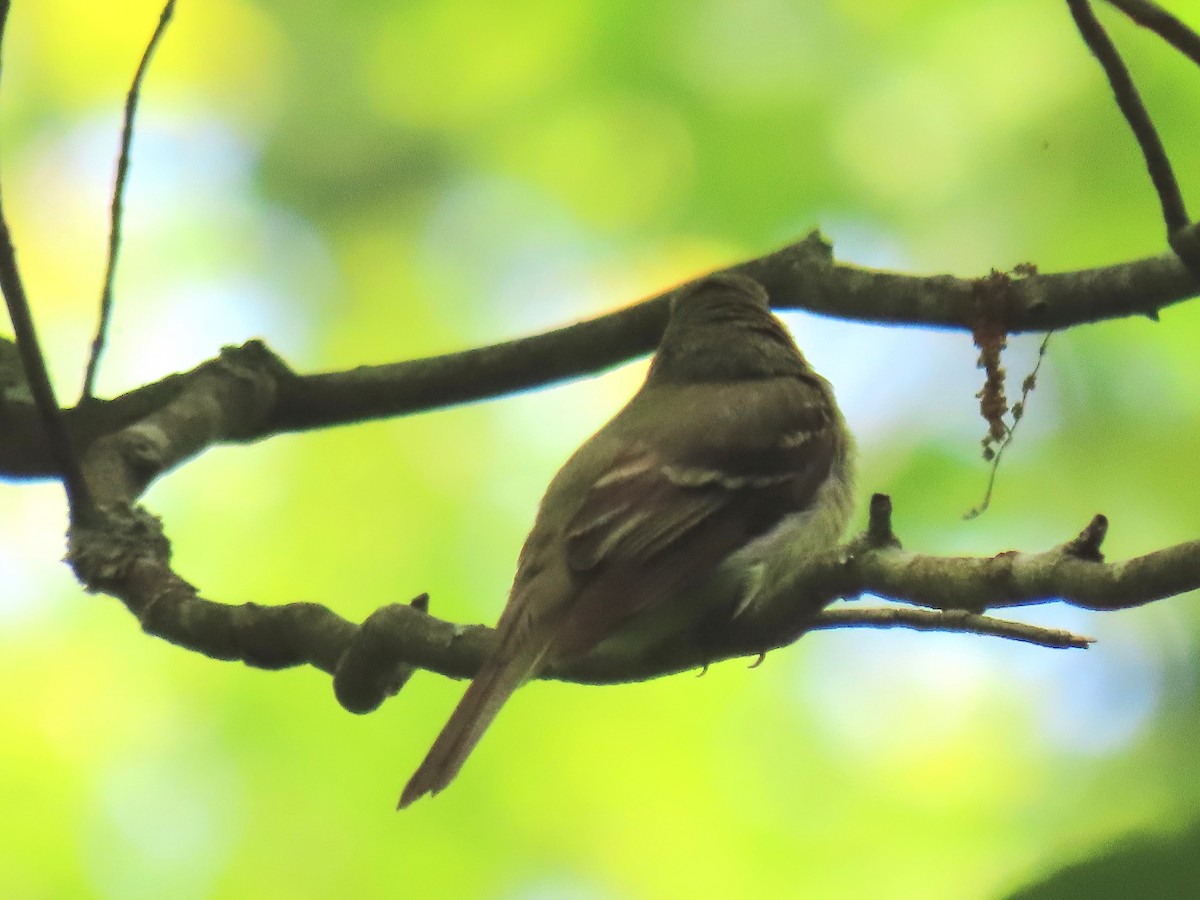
xmin=271 ymin=231 xmax=1197 ymax=434
xmin=2 ymin=231 xmax=1198 ymax=483
xmin=272 ymin=233 xmax=1199 ymax=434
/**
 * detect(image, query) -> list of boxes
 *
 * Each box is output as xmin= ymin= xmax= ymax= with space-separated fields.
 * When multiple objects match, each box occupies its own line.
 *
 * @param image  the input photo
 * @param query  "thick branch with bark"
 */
xmin=2 ymin=231 xmax=1197 ymax=481
xmin=73 ymin=477 xmax=1186 ymax=717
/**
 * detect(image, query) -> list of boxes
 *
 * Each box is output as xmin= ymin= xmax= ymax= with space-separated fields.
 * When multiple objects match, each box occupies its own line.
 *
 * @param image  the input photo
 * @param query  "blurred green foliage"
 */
xmin=2 ymin=0 xmax=1200 ymax=897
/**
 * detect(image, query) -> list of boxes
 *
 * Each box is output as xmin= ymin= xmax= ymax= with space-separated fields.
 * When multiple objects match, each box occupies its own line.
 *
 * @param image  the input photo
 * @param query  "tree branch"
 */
xmin=1068 ymin=0 xmax=1189 ymax=234
xmin=2 ymin=232 xmax=1198 ymax=483
xmin=1106 ymin=0 xmax=1200 ymax=67
xmin=1071 ymin=0 xmax=1200 ymax=277
xmin=273 ymin=234 xmax=1200 ymax=431
xmin=82 ymin=0 xmax=176 ymax=401
xmin=0 ymin=0 xmax=93 ymax=520
xmin=69 ymin=492 xmax=1169 ymax=716
xmin=809 ymin=607 xmax=1094 ymax=650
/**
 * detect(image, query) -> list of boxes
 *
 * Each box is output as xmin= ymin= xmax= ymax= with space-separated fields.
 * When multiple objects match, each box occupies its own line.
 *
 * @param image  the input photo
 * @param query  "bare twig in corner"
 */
xmin=0 ymin=1 xmax=93 ymax=519
xmin=81 ymin=0 xmax=177 ymax=402
xmin=1068 ymin=0 xmax=1190 ymax=234
xmin=1106 ymin=0 xmax=1200 ymax=67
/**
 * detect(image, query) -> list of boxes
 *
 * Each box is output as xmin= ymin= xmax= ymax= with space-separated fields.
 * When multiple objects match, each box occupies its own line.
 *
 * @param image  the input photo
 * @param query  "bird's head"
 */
xmin=649 ymin=273 xmax=810 ymax=383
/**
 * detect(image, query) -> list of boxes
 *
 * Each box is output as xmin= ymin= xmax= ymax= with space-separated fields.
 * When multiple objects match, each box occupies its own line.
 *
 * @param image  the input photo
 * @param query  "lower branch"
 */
xmin=810 ymin=607 xmax=1093 ymax=649
xmin=67 ymin=497 xmax=1189 ymax=717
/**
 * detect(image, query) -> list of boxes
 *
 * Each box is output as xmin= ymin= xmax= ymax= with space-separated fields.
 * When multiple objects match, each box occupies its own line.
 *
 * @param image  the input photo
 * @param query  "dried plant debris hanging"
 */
xmin=965 ymin=264 xmax=1052 ymax=520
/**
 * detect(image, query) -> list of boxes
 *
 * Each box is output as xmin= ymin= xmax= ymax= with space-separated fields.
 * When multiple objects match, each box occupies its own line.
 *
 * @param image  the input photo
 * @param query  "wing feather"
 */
xmin=525 ymin=374 xmax=844 ymax=656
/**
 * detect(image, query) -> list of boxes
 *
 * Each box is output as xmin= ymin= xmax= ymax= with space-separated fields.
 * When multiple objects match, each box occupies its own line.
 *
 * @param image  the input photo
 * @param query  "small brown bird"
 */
xmin=399 ymin=272 xmax=854 ymax=807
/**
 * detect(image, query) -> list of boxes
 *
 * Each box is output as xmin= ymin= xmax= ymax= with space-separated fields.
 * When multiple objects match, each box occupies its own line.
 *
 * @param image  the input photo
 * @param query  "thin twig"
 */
xmin=1067 ymin=0 xmax=1190 ymax=234
xmin=81 ymin=0 xmax=177 ymax=401
xmin=1106 ymin=0 xmax=1200 ymax=67
xmin=811 ymin=607 xmax=1094 ymax=649
xmin=0 ymin=0 xmax=93 ymax=519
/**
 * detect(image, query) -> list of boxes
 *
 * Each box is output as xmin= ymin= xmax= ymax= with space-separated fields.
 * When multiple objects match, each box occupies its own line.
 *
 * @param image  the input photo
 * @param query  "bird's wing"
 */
xmin=568 ymin=376 xmax=841 ymax=566
xmin=503 ymin=375 xmax=844 ymax=658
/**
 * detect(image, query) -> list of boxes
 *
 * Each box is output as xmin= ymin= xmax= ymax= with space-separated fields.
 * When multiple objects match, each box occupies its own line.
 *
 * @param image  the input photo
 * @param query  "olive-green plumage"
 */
xmin=399 ymin=273 xmax=854 ymax=808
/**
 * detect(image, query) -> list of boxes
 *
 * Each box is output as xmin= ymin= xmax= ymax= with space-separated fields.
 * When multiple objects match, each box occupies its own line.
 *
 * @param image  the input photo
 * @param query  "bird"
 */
xmin=399 ymin=271 xmax=854 ymax=807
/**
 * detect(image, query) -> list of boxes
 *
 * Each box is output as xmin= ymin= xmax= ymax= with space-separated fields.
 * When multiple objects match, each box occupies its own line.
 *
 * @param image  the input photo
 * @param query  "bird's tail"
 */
xmin=398 ymin=648 xmax=546 ymax=808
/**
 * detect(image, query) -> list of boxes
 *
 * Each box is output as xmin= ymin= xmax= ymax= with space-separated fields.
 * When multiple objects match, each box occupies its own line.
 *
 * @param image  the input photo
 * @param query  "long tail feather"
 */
xmin=398 ymin=649 xmax=545 ymax=808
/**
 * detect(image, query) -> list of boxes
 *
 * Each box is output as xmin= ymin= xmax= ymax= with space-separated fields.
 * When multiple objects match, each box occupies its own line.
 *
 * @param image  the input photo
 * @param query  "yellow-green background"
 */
xmin=2 ymin=1 xmax=1200 ymax=897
